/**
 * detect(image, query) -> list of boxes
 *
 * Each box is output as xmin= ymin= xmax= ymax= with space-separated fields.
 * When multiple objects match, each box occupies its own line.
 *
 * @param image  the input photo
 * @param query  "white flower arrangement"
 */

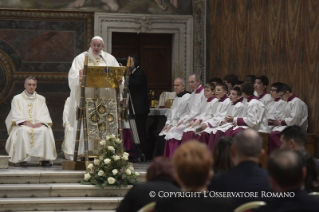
xmin=87 ymin=163 xmax=94 ymax=170
xmin=125 ymin=169 xmax=132 ymax=175
xmin=112 ymin=169 xmax=118 ymax=175
xmin=107 ymin=177 xmax=116 ymax=184
xmin=81 ymin=135 xmax=138 ymax=189
xmin=99 ymin=140 xmax=107 ymax=146
xmin=98 ymin=170 xmax=104 ymax=176
xmin=94 ymin=159 xmax=100 ymax=165
xmin=84 ymin=173 xmax=91 ymax=181
xmin=108 ymin=146 xmax=115 ymax=151
xmin=104 ymin=158 xmax=111 ymax=164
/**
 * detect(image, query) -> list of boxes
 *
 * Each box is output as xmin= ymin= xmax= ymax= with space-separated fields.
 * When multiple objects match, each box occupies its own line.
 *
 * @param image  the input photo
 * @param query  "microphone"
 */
xmin=99 ymin=54 xmax=109 ymax=73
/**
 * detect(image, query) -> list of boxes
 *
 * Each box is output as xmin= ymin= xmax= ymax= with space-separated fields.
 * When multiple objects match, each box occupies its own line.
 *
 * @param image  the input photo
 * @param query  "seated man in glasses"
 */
xmin=268 ymin=83 xmax=308 ymax=154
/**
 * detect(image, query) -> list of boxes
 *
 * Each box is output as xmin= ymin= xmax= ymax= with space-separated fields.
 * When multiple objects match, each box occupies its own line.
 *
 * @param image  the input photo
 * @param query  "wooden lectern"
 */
xmin=62 ymin=55 xmax=128 ymax=170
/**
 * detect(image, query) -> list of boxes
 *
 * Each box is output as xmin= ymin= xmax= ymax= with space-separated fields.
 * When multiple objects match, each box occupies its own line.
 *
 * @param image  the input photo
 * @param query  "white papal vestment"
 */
xmin=5 ymin=91 xmax=57 ymax=163
xmin=68 ymin=48 xmax=120 ymax=155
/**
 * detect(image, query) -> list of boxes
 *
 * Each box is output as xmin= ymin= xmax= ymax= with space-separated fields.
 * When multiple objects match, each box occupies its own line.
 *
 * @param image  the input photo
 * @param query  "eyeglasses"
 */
xmin=279 ymin=92 xmax=286 ymax=97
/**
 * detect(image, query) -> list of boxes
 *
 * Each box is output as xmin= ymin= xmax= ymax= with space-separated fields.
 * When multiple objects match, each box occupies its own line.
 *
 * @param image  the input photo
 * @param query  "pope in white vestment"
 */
xmin=5 ymin=78 xmax=57 ymax=163
xmin=68 ymin=36 xmax=120 ymax=156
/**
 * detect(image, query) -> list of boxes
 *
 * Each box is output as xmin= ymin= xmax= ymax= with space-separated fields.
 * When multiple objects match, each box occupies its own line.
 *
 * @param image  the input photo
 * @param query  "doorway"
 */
xmin=112 ymin=32 xmax=173 ymax=100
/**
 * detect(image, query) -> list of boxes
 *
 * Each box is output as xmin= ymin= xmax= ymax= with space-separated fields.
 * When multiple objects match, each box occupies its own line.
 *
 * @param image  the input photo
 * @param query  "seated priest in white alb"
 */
xmin=5 ymin=77 xmax=57 ymax=167
xmin=61 ymin=97 xmax=74 ymax=160
xmin=68 ymin=36 xmax=120 ymax=156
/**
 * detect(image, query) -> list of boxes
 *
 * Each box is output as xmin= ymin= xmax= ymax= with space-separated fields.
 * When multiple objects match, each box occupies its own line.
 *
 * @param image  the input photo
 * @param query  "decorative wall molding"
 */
xmin=94 ymin=13 xmax=193 ymax=83
xmin=193 ymin=0 xmax=206 ymax=82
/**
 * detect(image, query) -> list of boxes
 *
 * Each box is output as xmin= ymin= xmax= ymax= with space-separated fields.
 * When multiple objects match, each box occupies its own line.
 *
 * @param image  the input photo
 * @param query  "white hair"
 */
xmin=175 ymin=77 xmax=186 ymax=86
xmin=91 ymin=36 xmax=104 ymax=44
xmin=24 ymin=76 xmax=37 ymax=84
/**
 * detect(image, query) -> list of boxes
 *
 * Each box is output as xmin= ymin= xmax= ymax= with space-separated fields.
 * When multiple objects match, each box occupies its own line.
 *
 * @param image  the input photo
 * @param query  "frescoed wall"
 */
xmin=0 ymin=0 xmax=192 ymax=15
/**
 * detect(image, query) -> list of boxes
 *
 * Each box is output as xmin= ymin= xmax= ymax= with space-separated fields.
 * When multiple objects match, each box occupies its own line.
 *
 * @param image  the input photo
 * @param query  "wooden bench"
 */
xmin=258 ymin=133 xmax=318 ymax=169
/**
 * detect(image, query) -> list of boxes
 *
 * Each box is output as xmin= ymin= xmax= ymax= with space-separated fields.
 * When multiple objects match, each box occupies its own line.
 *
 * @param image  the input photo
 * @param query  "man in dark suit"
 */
xmin=128 ymin=55 xmax=150 ymax=158
xmin=208 ymin=129 xmax=273 ymax=208
xmin=254 ymin=149 xmax=319 ymax=212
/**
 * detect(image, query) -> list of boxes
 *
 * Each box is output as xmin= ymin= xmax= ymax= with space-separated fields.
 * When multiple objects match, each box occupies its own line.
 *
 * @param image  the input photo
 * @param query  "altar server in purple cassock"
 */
xmin=224 ymin=82 xmax=265 ymax=137
xmin=209 ymin=86 xmax=245 ymax=151
xmin=268 ymin=83 xmax=308 ymax=154
xmin=180 ymin=82 xmax=218 ymax=143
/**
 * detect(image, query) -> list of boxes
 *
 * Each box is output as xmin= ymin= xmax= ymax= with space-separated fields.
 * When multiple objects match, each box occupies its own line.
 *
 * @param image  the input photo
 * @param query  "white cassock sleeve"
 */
xmin=234 ymin=100 xmax=264 ymax=130
xmin=283 ymin=99 xmax=308 ymax=127
xmin=170 ymin=94 xmax=191 ymax=126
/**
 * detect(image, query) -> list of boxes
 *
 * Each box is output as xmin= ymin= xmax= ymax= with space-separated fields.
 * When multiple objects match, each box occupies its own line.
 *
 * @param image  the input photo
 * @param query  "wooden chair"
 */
xmin=234 ymin=201 xmax=266 ymax=212
xmin=137 ymin=201 xmax=156 ymax=212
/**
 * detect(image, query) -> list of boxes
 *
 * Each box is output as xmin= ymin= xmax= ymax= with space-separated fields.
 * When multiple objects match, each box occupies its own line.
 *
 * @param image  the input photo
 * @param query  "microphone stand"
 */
xmin=99 ymin=54 xmax=110 ymax=133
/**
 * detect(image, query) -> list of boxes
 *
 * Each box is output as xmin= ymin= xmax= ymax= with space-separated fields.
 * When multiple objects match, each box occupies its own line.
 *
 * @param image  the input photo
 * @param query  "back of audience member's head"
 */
xmin=172 ymin=140 xmax=213 ymax=191
xmin=232 ymin=129 xmax=263 ymax=163
xmin=268 ymin=149 xmax=304 ymax=191
xmin=204 ymin=82 xmax=216 ymax=92
xmin=280 ymin=125 xmax=307 ymax=150
xmin=208 ymin=77 xmax=222 ymax=85
xmin=223 ymin=74 xmax=238 ymax=87
xmin=245 ymin=75 xmax=256 ymax=84
xmin=240 ymin=82 xmax=254 ymax=96
xmin=146 ymin=156 xmax=176 ymax=182
xmin=296 ymin=150 xmax=319 ymax=192
xmin=213 ymin=137 xmax=234 ymax=173
xmin=277 ymin=83 xmax=292 ymax=93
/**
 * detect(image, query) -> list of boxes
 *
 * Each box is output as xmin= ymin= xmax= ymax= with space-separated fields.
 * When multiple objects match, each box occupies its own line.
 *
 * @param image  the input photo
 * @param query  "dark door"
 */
xmin=112 ymin=32 xmax=172 ymax=100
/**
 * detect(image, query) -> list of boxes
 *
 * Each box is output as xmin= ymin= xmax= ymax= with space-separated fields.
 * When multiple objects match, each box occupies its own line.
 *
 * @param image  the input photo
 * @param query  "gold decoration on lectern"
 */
xmin=86 ymin=98 xmax=118 ymax=140
xmin=85 ymin=66 xmax=126 ymax=88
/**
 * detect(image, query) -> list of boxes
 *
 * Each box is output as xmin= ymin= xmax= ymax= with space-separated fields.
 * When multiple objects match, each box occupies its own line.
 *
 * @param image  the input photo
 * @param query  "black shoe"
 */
xmin=41 ymin=161 xmax=52 ymax=167
xmin=19 ymin=161 xmax=28 ymax=167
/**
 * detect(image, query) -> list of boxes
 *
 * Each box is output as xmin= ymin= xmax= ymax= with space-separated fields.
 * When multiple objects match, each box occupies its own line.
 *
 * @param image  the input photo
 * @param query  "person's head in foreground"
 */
xmin=296 ymin=150 xmax=319 ymax=192
xmin=172 ymin=140 xmax=213 ymax=192
xmin=268 ymin=149 xmax=305 ymax=192
xmin=213 ymin=137 xmax=234 ymax=173
xmin=146 ymin=156 xmax=177 ymax=182
xmin=231 ymin=129 xmax=264 ymax=165
xmin=280 ymin=125 xmax=307 ymax=151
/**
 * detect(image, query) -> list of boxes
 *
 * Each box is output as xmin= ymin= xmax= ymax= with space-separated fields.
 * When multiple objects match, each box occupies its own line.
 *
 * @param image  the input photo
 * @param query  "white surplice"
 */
xmin=165 ymin=85 xmax=205 ymax=140
xmin=214 ymin=98 xmax=246 ymax=133
xmin=259 ymin=97 xmax=287 ymax=133
xmin=159 ymin=91 xmax=191 ymax=136
xmin=5 ymin=91 xmax=57 ymax=163
xmin=233 ymin=96 xmax=265 ymax=131
xmin=272 ymin=94 xmax=308 ymax=132
xmin=201 ymin=96 xmax=232 ymax=135
xmin=184 ymin=96 xmax=219 ymax=133
xmin=68 ymin=48 xmax=120 ymax=155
